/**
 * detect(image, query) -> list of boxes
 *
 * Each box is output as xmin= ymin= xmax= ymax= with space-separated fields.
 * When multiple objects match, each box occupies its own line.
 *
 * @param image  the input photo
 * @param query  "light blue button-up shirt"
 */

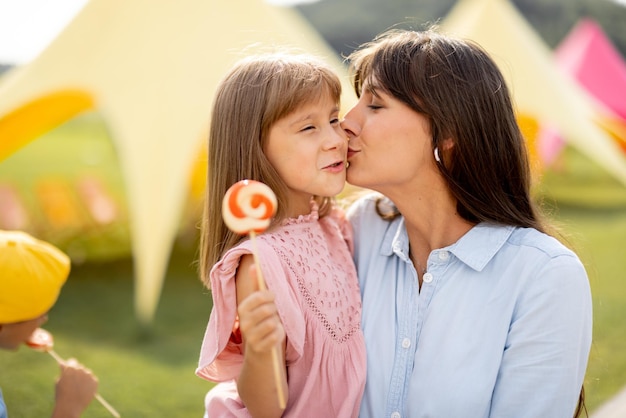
xmin=348 ymin=194 xmax=592 ymax=418
xmin=0 ymin=389 xmax=7 ymax=418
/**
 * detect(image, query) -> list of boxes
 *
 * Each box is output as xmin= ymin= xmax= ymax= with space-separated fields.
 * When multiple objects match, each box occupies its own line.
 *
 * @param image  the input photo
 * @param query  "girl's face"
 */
xmin=265 ymin=93 xmax=347 ymax=217
xmin=341 ymin=79 xmax=439 ymax=197
xmin=0 ymin=313 xmax=48 ymax=350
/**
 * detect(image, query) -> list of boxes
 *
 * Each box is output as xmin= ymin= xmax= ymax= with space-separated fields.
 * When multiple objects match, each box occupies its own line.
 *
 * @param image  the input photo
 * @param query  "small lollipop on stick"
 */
xmin=26 ymin=328 xmax=121 ymax=418
xmin=222 ymin=179 xmax=286 ymax=409
xmin=222 ymin=179 xmax=277 ymax=292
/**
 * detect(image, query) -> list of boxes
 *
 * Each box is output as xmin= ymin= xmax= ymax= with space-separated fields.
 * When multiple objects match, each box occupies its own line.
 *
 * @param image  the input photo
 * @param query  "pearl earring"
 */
xmin=434 ymin=147 xmax=441 ymax=163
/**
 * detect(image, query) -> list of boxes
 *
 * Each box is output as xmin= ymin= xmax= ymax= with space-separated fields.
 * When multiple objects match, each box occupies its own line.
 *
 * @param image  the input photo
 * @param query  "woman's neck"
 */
xmin=392 ymin=184 xmax=474 ymax=258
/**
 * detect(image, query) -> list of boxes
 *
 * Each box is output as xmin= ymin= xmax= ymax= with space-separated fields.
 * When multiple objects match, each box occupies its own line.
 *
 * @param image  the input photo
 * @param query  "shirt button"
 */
xmin=423 ymin=272 xmax=433 ymax=283
xmin=402 ymin=338 xmax=411 ymax=349
xmin=391 ymin=412 xmax=401 ymax=418
xmin=438 ymin=251 xmax=449 ymax=260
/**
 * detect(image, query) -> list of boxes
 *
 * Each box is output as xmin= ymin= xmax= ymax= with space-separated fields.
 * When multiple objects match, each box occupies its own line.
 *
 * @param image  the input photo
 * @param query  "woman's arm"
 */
xmin=490 ymin=256 xmax=592 ymax=418
xmin=235 ymin=254 xmax=288 ymax=418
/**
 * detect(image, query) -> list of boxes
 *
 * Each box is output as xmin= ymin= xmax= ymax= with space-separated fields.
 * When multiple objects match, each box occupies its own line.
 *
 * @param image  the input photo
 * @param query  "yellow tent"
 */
xmin=0 ymin=0 xmax=353 ymax=325
xmin=441 ymin=0 xmax=626 ymax=182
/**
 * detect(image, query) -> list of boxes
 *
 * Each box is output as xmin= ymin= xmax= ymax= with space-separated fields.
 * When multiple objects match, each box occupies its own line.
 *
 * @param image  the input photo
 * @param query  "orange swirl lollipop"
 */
xmin=222 ymin=180 xmax=277 ymax=293
xmin=222 ymin=180 xmax=285 ymax=409
xmin=222 ymin=179 xmax=277 ymax=235
xmin=26 ymin=328 xmax=121 ymax=417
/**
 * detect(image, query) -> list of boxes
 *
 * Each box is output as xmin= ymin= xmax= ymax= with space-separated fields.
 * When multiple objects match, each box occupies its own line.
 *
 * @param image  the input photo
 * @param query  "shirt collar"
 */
xmin=381 ymin=217 xmax=409 ymax=261
xmin=381 ymin=218 xmax=515 ymax=271
xmin=448 ymin=223 xmax=515 ymax=271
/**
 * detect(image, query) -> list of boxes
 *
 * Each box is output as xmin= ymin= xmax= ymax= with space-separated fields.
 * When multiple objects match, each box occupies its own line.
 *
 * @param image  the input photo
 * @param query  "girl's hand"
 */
xmin=237 ymin=267 xmax=285 ymax=354
xmin=235 ymin=257 xmax=289 ymax=417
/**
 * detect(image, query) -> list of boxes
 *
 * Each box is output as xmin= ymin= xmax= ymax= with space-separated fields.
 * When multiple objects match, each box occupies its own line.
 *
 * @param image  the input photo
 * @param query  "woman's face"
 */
xmin=342 ymin=79 xmax=438 ymax=196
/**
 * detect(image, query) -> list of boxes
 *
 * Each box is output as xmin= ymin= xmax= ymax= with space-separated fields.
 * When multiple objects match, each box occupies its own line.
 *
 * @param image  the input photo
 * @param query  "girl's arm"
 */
xmin=235 ymin=254 xmax=288 ymax=418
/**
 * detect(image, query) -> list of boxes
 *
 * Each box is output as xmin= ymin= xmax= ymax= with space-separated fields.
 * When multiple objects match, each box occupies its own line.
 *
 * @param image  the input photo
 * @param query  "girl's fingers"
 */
xmin=237 ymin=291 xmax=285 ymax=352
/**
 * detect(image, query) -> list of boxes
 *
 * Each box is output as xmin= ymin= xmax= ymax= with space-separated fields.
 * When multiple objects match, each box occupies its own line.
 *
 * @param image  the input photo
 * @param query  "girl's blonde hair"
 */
xmin=199 ymin=53 xmax=342 ymax=286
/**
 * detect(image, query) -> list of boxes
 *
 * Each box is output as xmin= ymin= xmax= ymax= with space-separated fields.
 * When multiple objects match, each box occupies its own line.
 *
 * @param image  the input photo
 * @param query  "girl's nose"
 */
xmin=325 ymin=127 xmax=347 ymax=150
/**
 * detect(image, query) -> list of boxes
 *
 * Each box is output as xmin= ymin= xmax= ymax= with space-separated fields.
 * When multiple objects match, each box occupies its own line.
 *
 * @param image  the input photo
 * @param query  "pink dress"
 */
xmin=196 ymin=203 xmax=366 ymax=417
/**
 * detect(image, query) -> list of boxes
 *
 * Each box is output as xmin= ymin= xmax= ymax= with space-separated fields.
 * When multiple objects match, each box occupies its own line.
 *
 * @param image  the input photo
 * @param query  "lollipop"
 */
xmin=26 ymin=328 xmax=121 ymax=418
xmin=222 ymin=180 xmax=285 ymax=409
xmin=222 ymin=179 xmax=277 ymax=292
xmin=26 ymin=328 xmax=54 ymax=351
xmin=222 ymin=179 xmax=277 ymax=235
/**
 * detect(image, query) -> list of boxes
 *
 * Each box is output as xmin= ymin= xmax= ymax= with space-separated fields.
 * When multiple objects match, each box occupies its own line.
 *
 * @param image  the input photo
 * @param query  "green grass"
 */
xmin=1 ymin=116 xmax=626 ymax=415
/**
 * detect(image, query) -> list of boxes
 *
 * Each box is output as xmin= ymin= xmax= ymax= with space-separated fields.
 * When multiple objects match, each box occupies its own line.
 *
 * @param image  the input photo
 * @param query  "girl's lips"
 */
xmin=347 ymin=149 xmax=359 ymax=159
xmin=323 ymin=161 xmax=345 ymax=173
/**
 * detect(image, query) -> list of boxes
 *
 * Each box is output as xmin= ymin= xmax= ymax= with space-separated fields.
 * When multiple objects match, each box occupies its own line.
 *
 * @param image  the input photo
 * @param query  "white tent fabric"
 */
xmin=0 ymin=0 xmax=353 ymax=324
xmin=441 ymin=0 xmax=626 ymax=184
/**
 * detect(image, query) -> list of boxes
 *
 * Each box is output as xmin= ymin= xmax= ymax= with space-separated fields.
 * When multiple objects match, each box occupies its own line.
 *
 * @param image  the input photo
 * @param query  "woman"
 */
xmin=342 ymin=28 xmax=592 ymax=418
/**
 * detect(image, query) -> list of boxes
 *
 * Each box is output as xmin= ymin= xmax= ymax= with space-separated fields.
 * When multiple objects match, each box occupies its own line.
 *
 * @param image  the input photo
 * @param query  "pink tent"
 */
xmin=539 ymin=18 xmax=626 ymax=164
xmin=557 ymin=18 xmax=626 ymax=119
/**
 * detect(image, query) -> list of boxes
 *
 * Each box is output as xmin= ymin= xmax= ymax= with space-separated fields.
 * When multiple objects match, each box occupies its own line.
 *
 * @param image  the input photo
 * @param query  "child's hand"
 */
xmin=237 ymin=264 xmax=285 ymax=354
xmin=52 ymin=358 xmax=99 ymax=418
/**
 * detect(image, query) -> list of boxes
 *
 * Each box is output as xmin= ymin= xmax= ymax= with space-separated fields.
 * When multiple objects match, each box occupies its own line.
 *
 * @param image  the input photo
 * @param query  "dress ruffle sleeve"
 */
xmin=196 ymin=238 xmax=305 ymax=382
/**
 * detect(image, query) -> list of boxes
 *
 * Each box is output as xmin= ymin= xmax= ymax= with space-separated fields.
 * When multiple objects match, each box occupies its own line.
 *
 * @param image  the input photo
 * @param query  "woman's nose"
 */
xmin=341 ymin=108 xmax=360 ymax=138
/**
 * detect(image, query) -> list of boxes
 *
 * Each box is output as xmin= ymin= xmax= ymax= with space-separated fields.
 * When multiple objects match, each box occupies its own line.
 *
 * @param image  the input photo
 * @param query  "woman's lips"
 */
xmin=347 ymin=148 xmax=359 ymax=159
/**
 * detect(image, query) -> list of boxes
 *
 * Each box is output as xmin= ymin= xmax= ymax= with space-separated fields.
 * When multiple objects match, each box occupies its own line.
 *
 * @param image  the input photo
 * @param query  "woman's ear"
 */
xmin=434 ymin=138 xmax=454 ymax=163
xmin=441 ymin=138 xmax=454 ymax=151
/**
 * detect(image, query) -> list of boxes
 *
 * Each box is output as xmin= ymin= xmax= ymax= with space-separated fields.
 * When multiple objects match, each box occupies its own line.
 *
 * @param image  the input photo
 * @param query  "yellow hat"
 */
xmin=0 ymin=230 xmax=70 ymax=323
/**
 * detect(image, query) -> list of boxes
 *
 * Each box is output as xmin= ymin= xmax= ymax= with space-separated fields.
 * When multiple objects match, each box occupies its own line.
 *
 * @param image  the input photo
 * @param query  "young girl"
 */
xmin=195 ymin=53 xmax=366 ymax=418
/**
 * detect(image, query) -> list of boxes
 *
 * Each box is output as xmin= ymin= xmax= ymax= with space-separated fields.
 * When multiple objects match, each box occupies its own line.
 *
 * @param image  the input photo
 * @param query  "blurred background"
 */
xmin=1 ymin=0 xmax=625 ymax=416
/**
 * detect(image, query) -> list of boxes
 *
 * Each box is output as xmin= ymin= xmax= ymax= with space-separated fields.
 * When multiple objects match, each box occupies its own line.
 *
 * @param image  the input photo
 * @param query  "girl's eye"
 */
xmin=368 ymin=104 xmax=383 ymax=110
xmin=330 ymin=118 xmax=340 ymax=125
xmin=300 ymin=125 xmax=315 ymax=132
